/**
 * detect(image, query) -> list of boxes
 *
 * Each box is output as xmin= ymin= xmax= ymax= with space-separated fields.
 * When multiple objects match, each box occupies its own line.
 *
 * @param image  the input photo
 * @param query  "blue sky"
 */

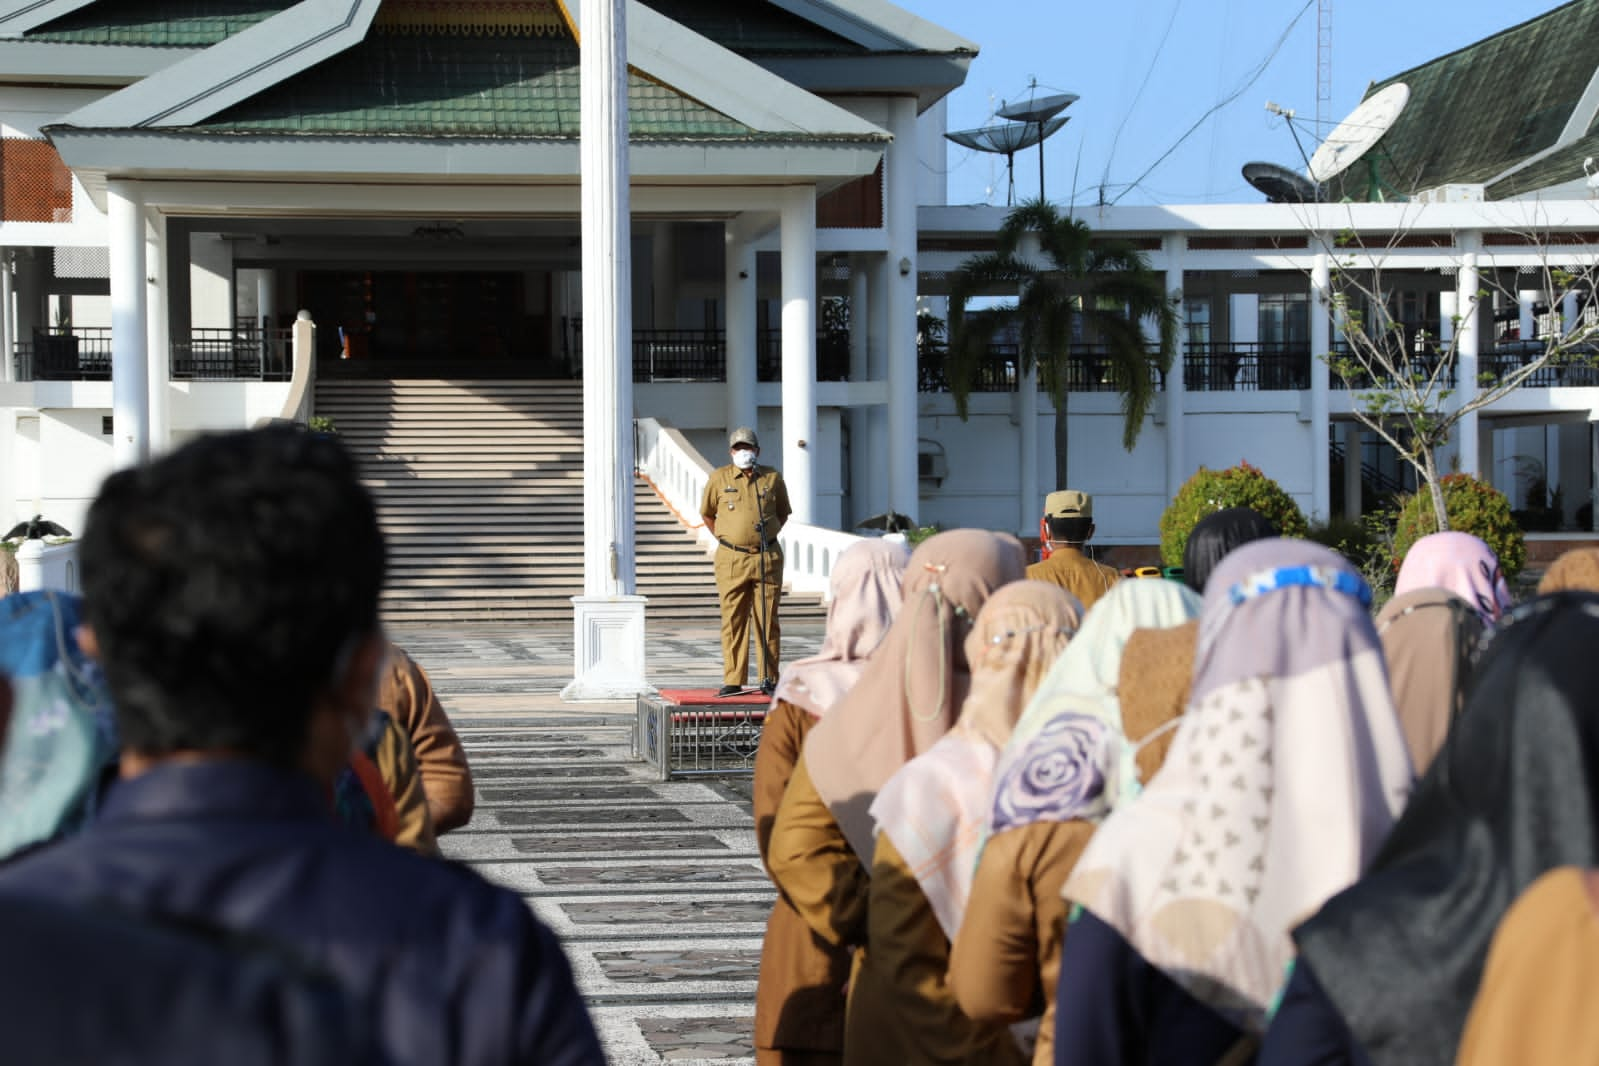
xmin=912 ymin=0 xmax=1561 ymax=207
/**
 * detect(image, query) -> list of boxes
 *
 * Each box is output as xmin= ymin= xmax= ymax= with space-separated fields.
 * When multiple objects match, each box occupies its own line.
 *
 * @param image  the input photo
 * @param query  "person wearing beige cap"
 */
xmin=1025 ymin=489 xmax=1120 ymax=609
xmin=700 ymin=426 xmax=792 ymax=697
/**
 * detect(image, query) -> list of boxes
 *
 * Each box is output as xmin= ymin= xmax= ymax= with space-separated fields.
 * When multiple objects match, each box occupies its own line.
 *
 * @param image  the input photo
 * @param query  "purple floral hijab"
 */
xmin=1395 ymin=532 xmax=1513 ymax=625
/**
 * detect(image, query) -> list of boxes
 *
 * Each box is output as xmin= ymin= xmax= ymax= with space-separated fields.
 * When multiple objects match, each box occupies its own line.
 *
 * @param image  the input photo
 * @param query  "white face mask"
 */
xmin=732 ymin=450 xmax=757 ymax=470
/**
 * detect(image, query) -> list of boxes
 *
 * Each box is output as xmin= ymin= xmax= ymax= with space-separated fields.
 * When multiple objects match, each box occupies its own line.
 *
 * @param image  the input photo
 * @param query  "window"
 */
xmin=1259 ymin=293 xmax=1308 ymax=346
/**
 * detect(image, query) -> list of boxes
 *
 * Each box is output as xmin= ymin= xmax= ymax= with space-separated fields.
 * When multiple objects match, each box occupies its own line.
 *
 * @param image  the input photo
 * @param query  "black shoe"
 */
xmin=760 ymin=679 xmax=776 ymax=696
xmin=716 ymin=684 xmax=742 ymax=698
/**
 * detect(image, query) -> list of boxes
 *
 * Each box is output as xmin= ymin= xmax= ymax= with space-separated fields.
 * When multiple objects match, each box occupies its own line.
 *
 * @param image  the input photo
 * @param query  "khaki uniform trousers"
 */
xmin=715 ymin=544 xmax=783 ymax=687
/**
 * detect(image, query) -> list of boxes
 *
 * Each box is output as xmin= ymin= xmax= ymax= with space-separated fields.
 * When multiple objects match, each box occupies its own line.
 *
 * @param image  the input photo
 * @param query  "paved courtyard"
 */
xmin=396 ymin=621 xmax=825 ymax=1065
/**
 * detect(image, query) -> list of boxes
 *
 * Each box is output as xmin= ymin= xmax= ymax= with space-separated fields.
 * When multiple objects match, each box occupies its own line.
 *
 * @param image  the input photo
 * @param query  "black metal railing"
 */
xmin=1184 ymin=343 xmax=1311 ymax=391
xmin=1328 ymin=339 xmax=1451 ymax=391
xmin=1480 ymin=340 xmax=1599 ymax=388
xmin=917 ymin=343 xmax=1165 ymax=394
xmin=170 ymin=326 xmax=292 ymax=381
xmin=13 ymin=327 xmax=113 ymax=381
xmin=565 ymin=320 xmax=854 ymax=383
xmin=632 ymin=328 xmax=726 ymax=381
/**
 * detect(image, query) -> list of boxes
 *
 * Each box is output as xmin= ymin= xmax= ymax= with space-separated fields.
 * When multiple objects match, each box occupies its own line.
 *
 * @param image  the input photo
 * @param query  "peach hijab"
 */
xmin=869 ymin=581 xmax=1083 ymax=937
xmin=804 ymin=529 xmax=1028 ymax=864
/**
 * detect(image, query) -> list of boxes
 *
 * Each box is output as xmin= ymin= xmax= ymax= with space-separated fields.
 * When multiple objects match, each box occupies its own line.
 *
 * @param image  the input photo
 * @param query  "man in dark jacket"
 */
xmin=0 ymin=425 xmax=604 ymax=1066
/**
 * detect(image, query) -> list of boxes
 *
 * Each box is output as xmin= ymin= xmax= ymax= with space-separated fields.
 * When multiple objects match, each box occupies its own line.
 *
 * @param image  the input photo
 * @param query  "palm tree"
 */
xmin=945 ymin=199 xmax=1177 ymax=487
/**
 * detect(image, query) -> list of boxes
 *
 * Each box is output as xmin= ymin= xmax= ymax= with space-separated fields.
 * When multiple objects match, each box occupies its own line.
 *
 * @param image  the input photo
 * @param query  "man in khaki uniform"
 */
xmin=1025 ymin=489 xmax=1121 ymax=609
xmin=700 ymin=426 xmax=791 ymax=697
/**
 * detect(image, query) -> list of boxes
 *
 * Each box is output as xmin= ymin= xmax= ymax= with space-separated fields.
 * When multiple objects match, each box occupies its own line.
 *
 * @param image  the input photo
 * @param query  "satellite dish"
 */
xmin=1308 ymin=82 xmax=1409 ymax=183
xmin=996 ymin=92 xmax=1079 ymax=125
xmin=1242 ymin=162 xmax=1320 ymax=204
xmin=978 ymin=116 xmax=1069 ymax=154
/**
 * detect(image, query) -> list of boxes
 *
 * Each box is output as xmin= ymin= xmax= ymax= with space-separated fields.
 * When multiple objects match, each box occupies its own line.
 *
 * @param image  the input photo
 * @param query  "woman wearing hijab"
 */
xmin=765 ymin=530 xmax=1026 ymax=1051
xmin=949 ymin=579 xmax=1202 ymax=1066
xmin=1455 ymin=867 xmax=1599 ymax=1066
xmin=1054 ymin=539 xmax=1412 ymax=1065
xmin=1536 ymin=545 xmax=1599 ymax=594
xmin=1393 ymin=531 xmax=1512 ymax=624
xmin=859 ymin=581 xmax=1081 ymax=1065
xmin=1373 ymin=588 xmax=1482 ymax=776
xmin=1260 ymin=592 xmax=1599 ymax=1066
xmin=753 ymin=538 xmax=910 ymax=1066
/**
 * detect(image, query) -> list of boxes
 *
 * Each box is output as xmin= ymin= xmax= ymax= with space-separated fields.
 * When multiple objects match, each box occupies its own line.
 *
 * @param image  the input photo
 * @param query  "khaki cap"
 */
xmin=729 ymin=426 xmax=760 ymax=450
xmin=1044 ymin=489 xmax=1092 ymax=519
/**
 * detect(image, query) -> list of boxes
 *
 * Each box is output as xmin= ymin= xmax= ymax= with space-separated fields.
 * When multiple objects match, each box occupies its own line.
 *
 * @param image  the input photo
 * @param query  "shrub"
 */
xmin=1392 ymin=474 xmax=1526 ymax=581
xmin=1159 ymin=462 xmax=1309 ymax=566
xmin=1309 ymin=511 xmax=1397 ymax=608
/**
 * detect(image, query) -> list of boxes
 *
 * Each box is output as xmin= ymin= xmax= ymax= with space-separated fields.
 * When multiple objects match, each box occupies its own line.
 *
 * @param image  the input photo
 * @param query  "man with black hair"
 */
xmin=1026 ymin=489 xmax=1121 ymax=609
xmin=0 ymin=425 xmax=603 ymax=1066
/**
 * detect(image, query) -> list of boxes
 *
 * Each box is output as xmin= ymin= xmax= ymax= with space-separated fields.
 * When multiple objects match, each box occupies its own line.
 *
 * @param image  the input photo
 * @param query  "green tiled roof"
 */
xmin=199 ymin=29 xmax=772 ymax=139
xmin=26 ymin=0 xmax=290 ymax=47
xmin=1326 ymin=0 xmax=1599 ymax=200
xmin=638 ymin=0 xmax=866 ymax=56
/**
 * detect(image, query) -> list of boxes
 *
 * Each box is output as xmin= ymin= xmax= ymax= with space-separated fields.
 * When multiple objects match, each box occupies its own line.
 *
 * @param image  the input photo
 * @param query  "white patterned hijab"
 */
xmin=1062 ymin=539 xmax=1413 ymax=1034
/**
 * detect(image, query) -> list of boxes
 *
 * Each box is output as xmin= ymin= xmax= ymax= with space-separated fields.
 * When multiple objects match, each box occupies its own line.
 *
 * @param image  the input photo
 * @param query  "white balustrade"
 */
xmin=14 ymin=539 xmax=80 ymax=594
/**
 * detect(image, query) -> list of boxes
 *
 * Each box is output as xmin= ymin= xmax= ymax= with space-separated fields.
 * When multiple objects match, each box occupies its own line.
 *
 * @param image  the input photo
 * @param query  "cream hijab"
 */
xmin=1062 ymin=539 xmax=1413 ymax=1034
xmin=1376 ymin=587 xmax=1483 ymax=776
xmin=804 ymin=529 xmax=1027 ymax=864
xmin=771 ymin=539 xmax=910 ymax=718
xmin=869 ymin=581 xmax=1082 ymax=937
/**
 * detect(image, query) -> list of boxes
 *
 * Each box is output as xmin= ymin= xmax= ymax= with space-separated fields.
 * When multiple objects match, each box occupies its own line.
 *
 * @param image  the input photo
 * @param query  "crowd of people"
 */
xmin=754 ymin=503 xmax=1599 ymax=1066
xmin=6 ymin=422 xmax=1599 ymax=1066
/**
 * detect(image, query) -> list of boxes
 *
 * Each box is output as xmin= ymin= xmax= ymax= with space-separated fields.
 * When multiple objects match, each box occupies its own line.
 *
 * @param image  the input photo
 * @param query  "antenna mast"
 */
xmin=1316 ymin=0 xmax=1332 ymax=134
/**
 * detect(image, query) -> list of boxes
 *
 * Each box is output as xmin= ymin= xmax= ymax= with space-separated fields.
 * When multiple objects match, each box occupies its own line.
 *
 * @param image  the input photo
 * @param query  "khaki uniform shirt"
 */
xmin=1025 ymin=547 xmax=1121 ymax=610
xmin=701 ymin=464 xmax=791 ymax=549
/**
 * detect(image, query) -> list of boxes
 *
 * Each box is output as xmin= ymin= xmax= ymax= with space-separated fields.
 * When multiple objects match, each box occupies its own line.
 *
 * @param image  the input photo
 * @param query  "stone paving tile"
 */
xmin=562 ymin=898 xmax=772 ymax=926
xmin=510 ymin=832 xmax=735 ymax=855
xmin=493 ymin=806 xmax=695 ymax=827
xmin=637 ymin=1015 xmax=754 ymax=1062
xmin=469 ymin=763 xmax=632 ymax=780
xmin=536 ymin=861 xmax=767 ymax=887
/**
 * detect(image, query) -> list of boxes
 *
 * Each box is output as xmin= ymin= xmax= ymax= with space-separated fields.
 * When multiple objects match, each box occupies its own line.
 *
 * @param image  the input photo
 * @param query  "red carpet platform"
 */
xmin=633 ymin=689 xmax=771 ymax=780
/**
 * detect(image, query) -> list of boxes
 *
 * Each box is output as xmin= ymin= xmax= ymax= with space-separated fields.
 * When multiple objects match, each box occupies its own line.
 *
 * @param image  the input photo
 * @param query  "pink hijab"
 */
xmin=771 ymin=539 xmax=910 ymax=718
xmin=1395 ymin=531 xmax=1513 ymax=624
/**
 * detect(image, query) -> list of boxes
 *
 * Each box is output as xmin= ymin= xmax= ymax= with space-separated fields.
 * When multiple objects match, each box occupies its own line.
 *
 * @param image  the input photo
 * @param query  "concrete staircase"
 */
xmin=314 ymin=378 xmax=823 ymax=626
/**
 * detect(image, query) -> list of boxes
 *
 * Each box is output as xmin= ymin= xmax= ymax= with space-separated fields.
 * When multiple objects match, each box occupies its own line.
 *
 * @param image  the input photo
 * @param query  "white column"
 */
xmin=1342 ymin=422 xmax=1363 ymax=519
xmin=780 ymin=184 xmax=817 ymax=525
xmin=1518 ymin=289 xmax=1538 ymax=343
xmin=1164 ymin=237 xmax=1187 ymax=501
xmin=885 ymin=95 xmax=920 ymax=525
xmin=108 ymin=180 xmax=149 ymax=468
xmin=724 ymin=219 xmax=757 ymax=434
xmin=846 ymin=257 xmax=871 ymax=528
xmin=145 ymin=210 xmax=169 ymax=455
xmin=1310 ymin=252 xmax=1332 ymax=521
xmin=566 ymin=0 xmax=646 ymax=701
xmin=1455 ymin=233 xmax=1482 ymax=478
xmin=257 ymin=267 xmax=278 ymax=333
xmin=0 ymin=250 xmax=12 ymax=384
xmin=1438 ymin=290 xmax=1458 ymax=345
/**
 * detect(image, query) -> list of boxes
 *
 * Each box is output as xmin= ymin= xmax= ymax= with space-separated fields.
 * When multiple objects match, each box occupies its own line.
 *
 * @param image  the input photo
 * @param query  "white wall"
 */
xmin=33 ymin=408 xmax=114 ymax=535
xmin=189 ymin=233 xmax=234 ymax=329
